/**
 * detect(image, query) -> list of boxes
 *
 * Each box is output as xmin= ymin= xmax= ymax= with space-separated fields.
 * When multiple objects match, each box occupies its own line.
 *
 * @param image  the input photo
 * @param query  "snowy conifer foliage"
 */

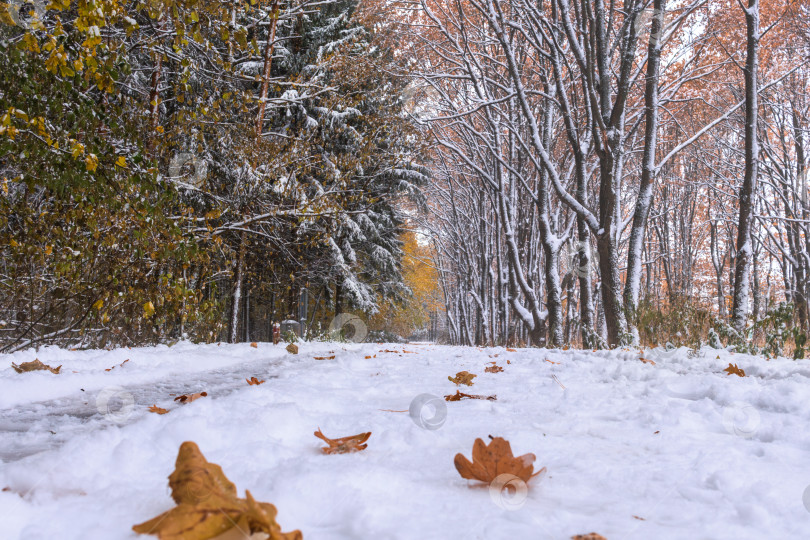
xmin=0 ymin=0 xmax=426 ymax=348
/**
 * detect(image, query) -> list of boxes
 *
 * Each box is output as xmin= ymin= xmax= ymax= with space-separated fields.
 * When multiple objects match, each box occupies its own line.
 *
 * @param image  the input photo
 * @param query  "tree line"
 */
xmin=398 ymin=0 xmax=809 ymax=352
xmin=0 ymin=0 xmax=428 ymax=351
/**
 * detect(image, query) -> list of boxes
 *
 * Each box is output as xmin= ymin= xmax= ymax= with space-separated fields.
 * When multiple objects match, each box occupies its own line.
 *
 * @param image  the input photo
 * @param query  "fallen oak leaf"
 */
xmin=149 ymin=405 xmax=169 ymax=415
xmin=132 ymin=441 xmax=301 ymax=540
xmin=444 ymin=390 xmax=496 ymax=402
xmin=174 ymin=392 xmax=207 ymax=404
xmin=724 ymin=363 xmax=746 ymax=377
xmin=246 ymin=377 xmax=265 ymax=386
xmin=11 ymin=359 xmax=61 ymax=374
xmin=313 ymin=428 xmax=371 ymax=454
xmin=286 ymin=343 xmax=298 ymax=354
xmin=484 ymin=365 xmax=503 ymax=373
xmin=454 ymin=436 xmax=545 ymax=484
xmin=448 ymin=371 xmax=476 ymax=386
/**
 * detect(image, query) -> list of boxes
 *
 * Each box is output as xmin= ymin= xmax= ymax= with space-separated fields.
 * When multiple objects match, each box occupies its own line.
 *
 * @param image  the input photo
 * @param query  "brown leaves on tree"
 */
xmin=313 ymin=428 xmax=371 ymax=454
xmin=132 ymin=441 xmax=301 ymax=540
xmin=11 ymin=359 xmax=61 ymax=374
xmin=246 ymin=377 xmax=265 ymax=386
xmin=174 ymin=392 xmax=207 ymax=404
xmin=724 ymin=363 xmax=746 ymax=377
xmin=444 ymin=390 xmax=496 ymax=402
xmin=454 ymin=437 xmax=544 ymax=484
xmin=448 ymin=371 xmax=476 ymax=386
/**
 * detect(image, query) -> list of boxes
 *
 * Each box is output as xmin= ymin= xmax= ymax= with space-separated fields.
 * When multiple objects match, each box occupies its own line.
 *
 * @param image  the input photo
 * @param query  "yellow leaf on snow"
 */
xmin=132 ymin=441 xmax=301 ymax=540
xmin=11 ymin=359 xmax=61 ymax=374
xmin=174 ymin=392 xmax=207 ymax=404
xmin=454 ymin=436 xmax=545 ymax=484
xmin=148 ymin=405 xmax=169 ymax=415
xmin=448 ymin=371 xmax=476 ymax=386
xmin=724 ymin=363 xmax=746 ymax=377
xmin=313 ymin=428 xmax=371 ymax=454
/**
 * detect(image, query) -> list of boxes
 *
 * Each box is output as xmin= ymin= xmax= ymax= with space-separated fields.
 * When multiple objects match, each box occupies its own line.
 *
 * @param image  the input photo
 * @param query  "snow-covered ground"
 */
xmin=1 ymin=341 xmax=809 ymax=539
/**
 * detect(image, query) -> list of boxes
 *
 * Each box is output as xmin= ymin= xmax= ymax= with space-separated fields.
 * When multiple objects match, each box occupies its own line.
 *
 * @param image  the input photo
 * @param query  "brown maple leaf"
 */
xmin=724 ymin=363 xmax=746 ymax=377
xmin=454 ymin=437 xmax=545 ymax=484
xmin=448 ymin=371 xmax=476 ymax=386
xmin=246 ymin=377 xmax=265 ymax=386
xmin=313 ymin=428 xmax=371 ymax=454
xmin=485 ymin=364 xmax=504 ymax=373
xmin=444 ymin=390 xmax=497 ymax=401
xmin=174 ymin=392 xmax=208 ymax=404
xmin=149 ymin=405 xmax=169 ymax=415
xmin=11 ymin=359 xmax=61 ymax=374
xmin=132 ymin=441 xmax=301 ymax=540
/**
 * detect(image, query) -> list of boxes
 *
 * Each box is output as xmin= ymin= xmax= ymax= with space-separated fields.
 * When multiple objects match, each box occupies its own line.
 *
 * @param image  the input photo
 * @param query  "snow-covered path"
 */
xmin=1 ymin=342 xmax=809 ymax=539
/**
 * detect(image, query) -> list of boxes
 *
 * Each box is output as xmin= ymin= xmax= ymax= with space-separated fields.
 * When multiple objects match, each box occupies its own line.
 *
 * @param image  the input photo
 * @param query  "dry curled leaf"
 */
xmin=572 ymin=534 xmax=607 ymax=540
xmin=286 ymin=343 xmax=298 ymax=354
xmin=639 ymin=356 xmax=656 ymax=365
xmin=485 ymin=364 xmax=503 ymax=373
xmin=724 ymin=363 xmax=746 ymax=377
xmin=454 ymin=436 xmax=545 ymax=484
xmin=11 ymin=359 xmax=61 ymax=374
xmin=250 ymin=342 xmax=258 ymax=348
xmin=174 ymin=392 xmax=208 ymax=404
xmin=444 ymin=390 xmax=496 ymax=402
xmin=149 ymin=405 xmax=169 ymax=415
xmin=314 ymin=428 xmax=371 ymax=454
xmin=448 ymin=371 xmax=476 ymax=386
xmin=132 ymin=441 xmax=301 ymax=540
xmin=246 ymin=377 xmax=265 ymax=386
xmin=544 ymin=358 xmax=560 ymax=365
xmin=104 ymin=358 xmax=130 ymax=372
xmin=313 ymin=355 xmax=335 ymax=360
xmin=506 ymin=348 xmax=516 ymax=352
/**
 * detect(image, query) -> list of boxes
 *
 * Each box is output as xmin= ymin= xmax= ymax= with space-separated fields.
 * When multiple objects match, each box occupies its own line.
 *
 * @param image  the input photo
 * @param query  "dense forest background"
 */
xmin=0 ymin=0 xmax=808 ymax=357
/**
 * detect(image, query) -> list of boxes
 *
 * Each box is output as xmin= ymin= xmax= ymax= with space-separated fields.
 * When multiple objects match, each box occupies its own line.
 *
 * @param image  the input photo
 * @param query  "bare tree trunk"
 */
xmin=625 ymin=0 xmax=666 ymax=328
xmin=731 ymin=0 xmax=760 ymax=333
xmin=255 ymin=0 xmax=281 ymax=135
xmin=229 ymin=232 xmax=247 ymax=343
